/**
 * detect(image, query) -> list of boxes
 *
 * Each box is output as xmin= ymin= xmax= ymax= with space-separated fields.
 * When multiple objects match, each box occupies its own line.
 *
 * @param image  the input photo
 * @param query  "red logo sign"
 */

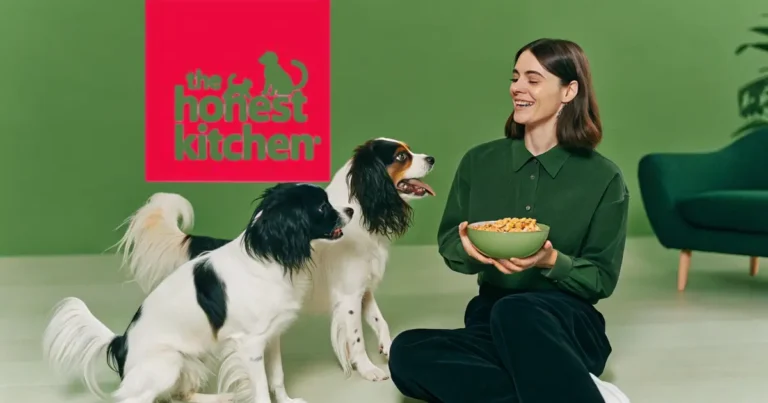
xmin=145 ymin=0 xmax=331 ymax=182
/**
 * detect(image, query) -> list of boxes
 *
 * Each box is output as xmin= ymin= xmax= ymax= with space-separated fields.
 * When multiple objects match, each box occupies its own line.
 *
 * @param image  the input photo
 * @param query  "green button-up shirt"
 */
xmin=437 ymin=138 xmax=630 ymax=304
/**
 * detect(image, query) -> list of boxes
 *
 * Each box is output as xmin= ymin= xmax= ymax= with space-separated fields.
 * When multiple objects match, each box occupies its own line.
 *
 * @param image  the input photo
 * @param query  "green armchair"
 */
xmin=638 ymin=127 xmax=768 ymax=291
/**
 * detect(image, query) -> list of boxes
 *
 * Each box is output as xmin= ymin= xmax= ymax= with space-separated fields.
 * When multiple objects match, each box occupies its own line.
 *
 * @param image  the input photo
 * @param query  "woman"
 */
xmin=388 ymin=38 xmax=631 ymax=402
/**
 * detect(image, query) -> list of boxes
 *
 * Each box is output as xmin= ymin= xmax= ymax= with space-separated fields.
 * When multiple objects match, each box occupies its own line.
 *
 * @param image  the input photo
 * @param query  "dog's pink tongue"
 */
xmin=405 ymin=179 xmax=435 ymax=196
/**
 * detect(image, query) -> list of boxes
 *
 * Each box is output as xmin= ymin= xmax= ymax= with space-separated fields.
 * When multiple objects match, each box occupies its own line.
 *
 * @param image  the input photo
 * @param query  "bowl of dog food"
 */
xmin=466 ymin=217 xmax=550 ymax=259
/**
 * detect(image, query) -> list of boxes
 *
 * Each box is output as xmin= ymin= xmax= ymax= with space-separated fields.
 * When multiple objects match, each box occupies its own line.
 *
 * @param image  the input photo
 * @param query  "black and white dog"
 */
xmin=115 ymin=137 xmax=436 ymax=381
xmin=42 ymin=183 xmax=353 ymax=403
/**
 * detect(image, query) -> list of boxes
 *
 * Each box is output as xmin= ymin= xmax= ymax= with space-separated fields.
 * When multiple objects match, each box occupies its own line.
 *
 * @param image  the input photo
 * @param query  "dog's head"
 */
xmin=243 ymin=183 xmax=353 ymax=275
xmin=258 ymin=51 xmax=278 ymax=65
xmin=346 ymin=137 xmax=436 ymax=239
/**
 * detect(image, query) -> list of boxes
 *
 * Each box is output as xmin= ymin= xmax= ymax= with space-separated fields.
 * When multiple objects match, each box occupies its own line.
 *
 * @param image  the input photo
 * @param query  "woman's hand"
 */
xmin=458 ymin=221 xmax=498 ymax=266
xmin=458 ymin=222 xmax=546 ymax=274
xmin=492 ymin=241 xmax=556 ymax=274
xmin=458 ymin=221 xmax=557 ymax=274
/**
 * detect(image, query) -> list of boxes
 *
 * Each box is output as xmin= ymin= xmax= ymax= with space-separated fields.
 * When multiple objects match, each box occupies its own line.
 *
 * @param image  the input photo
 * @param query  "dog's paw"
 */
xmin=356 ymin=362 xmax=390 ymax=382
xmin=379 ymin=340 xmax=391 ymax=360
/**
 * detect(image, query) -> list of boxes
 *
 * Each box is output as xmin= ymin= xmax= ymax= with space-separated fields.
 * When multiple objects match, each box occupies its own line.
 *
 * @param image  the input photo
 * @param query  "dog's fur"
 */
xmin=114 ymin=137 xmax=435 ymax=382
xmin=43 ymin=183 xmax=353 ymax=403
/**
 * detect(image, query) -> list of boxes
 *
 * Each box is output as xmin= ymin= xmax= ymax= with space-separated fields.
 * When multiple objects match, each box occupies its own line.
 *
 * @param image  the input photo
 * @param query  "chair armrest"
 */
xmin=637 ymin=152 xmax=724 ymax=249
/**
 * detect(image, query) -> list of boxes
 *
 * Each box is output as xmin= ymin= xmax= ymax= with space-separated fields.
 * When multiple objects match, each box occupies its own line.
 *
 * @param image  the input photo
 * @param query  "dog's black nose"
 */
xmin=425 ymin=156 xmax=435 ymax=166
xmin=343 ymin=207 xmax=354 ymax=218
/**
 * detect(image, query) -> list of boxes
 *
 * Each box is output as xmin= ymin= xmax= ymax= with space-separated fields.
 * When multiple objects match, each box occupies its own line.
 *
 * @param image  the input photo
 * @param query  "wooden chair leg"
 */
xmin=678 ymin=249 xmax=692 ymax=291
xmin=750 ymin=256 xmax=759 ymax=276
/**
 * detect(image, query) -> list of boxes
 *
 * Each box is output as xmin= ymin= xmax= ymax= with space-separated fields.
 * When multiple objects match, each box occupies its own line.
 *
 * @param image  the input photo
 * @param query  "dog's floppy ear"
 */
xmin=346 ymin=141 xmax=412 ymax=238
xmin=242 ymin=188 xmax=313 ymax=276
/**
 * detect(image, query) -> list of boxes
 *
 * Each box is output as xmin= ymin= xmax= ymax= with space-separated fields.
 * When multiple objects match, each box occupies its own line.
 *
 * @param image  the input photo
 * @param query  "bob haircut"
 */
xmin=504 ymin=38 xmax=603 ymax=152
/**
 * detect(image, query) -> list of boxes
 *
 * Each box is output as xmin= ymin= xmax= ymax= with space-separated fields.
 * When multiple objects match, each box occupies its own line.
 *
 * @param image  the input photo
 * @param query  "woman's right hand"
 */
xmin=458 ymin=221 xmax=514 ymax=274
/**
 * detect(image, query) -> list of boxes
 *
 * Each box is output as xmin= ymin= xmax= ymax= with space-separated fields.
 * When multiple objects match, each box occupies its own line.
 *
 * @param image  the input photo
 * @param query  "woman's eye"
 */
xmin=511 ymin=78 xmax=518 ymax=83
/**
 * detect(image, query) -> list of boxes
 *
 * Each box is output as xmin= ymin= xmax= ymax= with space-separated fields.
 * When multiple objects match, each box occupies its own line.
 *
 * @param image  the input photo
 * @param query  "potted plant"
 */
xmin=733 ymin=13 xmax=768 ymax=137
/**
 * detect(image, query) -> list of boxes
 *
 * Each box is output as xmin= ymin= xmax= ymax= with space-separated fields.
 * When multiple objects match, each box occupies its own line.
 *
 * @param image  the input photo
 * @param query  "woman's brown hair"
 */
xmin=504 ymin=38 xmax=602 ymax=152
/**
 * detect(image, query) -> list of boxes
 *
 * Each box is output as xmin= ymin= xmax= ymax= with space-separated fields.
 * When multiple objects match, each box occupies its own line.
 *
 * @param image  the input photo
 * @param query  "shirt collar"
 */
xmin=510 ymin=138 xmax=570 ymax=178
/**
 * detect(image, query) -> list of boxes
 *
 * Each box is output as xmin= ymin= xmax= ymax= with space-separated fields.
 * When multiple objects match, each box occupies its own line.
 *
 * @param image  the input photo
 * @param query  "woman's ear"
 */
xmin=562 ymin=80 xmax=579 ymax=103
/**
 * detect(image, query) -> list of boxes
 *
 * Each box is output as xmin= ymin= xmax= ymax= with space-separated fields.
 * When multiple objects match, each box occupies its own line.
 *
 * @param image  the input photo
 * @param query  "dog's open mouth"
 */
xmin=325 ymin=227 xmax=344 ymax=240
xmin=397 ymin=178 xmax=435 ymax=197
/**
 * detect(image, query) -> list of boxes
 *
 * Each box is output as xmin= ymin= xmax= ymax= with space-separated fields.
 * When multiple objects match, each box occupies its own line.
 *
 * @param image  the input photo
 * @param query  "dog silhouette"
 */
xmin=257 ymin=51 xmax=308 ymax=97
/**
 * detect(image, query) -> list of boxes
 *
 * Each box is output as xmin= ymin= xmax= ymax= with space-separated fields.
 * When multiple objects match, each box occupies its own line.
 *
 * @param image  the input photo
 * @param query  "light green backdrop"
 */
xmin=0 ymin=0 xmax=763 ymax=255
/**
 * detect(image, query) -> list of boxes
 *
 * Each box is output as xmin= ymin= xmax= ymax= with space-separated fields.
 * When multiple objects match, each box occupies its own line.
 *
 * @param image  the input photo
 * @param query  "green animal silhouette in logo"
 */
xmin=258 ymin=51 xmax=308 ymax=97
xmin=223 ymin=73 xmax=253 ymax=99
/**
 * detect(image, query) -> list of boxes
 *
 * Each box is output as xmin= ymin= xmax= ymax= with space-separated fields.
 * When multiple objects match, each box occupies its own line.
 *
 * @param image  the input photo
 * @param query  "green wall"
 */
xmin=0 ymin=0 xmax=763 ymax=256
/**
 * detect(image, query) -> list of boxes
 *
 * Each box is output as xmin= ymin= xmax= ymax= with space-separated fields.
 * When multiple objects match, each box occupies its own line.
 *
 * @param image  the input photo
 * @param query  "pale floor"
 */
xmin=2 ymin=236 xmax=768 ymax=403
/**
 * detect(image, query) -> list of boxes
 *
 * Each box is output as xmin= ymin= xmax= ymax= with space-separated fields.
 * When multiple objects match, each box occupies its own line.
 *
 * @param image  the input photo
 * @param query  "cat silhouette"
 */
xmin=221 ymin=73 xmax=253 ymax=120
xmin=223 ymin=73 xmax=253 ymax=99
xmin=257 ymin=51 xmax=308 ymax=97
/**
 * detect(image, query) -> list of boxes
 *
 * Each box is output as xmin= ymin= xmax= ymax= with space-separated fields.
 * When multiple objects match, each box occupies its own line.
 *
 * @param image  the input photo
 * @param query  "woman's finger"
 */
xmin=508 ymin=257 xmax=533 ymax=267
xmin=470 ymin=249 xmax=494 ymax=265
xmin=459 ymin=236 xmax=486 ymax=262
xmin=460 ymin=237 xmax=480 ymax=258
xmin=509 ymin=246 xmax=548 ymax=267
xmin=492 ymin=260 xmax=513 ymax=274
xmin=458 ymin=222 xmax=495 ymax=265
xmin=500 ymin=259 xmax=524 ymax=272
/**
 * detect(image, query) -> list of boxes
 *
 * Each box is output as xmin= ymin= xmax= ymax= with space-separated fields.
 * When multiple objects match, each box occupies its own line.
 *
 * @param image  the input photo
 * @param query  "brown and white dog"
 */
xmin=115 ymin=137 xmax=436 ymax=382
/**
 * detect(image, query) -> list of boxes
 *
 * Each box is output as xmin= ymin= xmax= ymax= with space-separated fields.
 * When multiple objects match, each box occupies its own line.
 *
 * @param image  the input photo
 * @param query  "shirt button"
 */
xmin=530 ymin=174 xmax=535 ymax=180
xmin=525 ymin=205 xmax=531 ymax=211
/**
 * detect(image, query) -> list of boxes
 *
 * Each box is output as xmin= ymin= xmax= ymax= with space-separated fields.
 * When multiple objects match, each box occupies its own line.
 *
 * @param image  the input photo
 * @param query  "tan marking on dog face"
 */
xmin=387 ymin=144 xmax=413 ymax=184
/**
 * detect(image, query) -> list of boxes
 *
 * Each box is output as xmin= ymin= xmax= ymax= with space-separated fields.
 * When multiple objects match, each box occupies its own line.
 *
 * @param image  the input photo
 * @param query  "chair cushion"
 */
xmin=677 ymin=190 xmax=768 ymax=235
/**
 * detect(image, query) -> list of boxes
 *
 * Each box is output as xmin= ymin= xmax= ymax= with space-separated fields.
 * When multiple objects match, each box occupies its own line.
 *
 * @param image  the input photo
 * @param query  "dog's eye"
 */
xmin=395 ymin=153 xmax=407 ymax=162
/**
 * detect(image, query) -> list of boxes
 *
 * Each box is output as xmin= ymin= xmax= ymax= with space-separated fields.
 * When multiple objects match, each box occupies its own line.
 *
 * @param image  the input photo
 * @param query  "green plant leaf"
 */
xmin=750 ymin=27 xmax=768 ymax=37
xmin=736 ymin=75 xmax=768 ymax=118
xmin=735 ymin=43 xmax=768 ymax=55
xmin=732 ymin=119 xmax=768 ymax=138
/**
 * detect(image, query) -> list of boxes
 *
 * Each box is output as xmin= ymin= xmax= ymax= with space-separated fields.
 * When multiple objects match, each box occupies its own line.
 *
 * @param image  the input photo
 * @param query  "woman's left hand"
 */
xmin=493 ymin=241 xmax=557 ymax=274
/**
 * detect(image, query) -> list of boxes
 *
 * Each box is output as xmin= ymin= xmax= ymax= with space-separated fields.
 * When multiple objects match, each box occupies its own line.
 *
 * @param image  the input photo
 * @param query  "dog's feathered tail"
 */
xmin=330 ymin=308 xmax=353 ymax=377
xmin=114 ymin=193 xmax=195 ymax=294
xmin=217 ymin=338 xmax=256 ymax=402
xmin=42 ymin=297 xmax=119 ymax=400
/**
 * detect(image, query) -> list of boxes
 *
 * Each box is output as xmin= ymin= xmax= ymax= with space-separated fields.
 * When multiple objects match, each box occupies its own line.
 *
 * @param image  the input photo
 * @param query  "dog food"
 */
xmin=472 ymin=217 xmax=541 ymax=232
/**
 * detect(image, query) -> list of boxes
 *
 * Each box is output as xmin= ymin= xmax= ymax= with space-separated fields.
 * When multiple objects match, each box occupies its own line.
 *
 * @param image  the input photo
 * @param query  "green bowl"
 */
xmin=466 ymin=221 xmax=550 ymax=259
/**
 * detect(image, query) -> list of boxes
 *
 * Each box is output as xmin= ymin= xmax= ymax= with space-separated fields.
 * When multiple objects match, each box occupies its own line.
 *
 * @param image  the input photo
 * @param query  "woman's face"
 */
xmin=510 ymin=50 xmax=576 ymax=126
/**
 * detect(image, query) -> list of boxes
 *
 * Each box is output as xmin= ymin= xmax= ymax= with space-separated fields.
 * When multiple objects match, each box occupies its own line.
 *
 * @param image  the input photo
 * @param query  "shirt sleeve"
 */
xmin=436 ymin=151 xmax=485 ymax=275
xmin=541 ymin=173 xmax=630 ymax=301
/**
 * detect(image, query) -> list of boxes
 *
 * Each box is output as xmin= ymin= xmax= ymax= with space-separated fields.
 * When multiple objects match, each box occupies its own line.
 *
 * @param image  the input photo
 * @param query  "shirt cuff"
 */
xmin=542 ymin=251 xmax=574 ymax=281
xmin=456 ymin=241 xmax=472 ymax=262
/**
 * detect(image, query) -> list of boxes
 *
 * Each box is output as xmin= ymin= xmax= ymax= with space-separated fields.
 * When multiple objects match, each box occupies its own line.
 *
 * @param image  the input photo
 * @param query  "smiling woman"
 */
xmin=387 ymin=38 xmax=632 ymax=403
xmin=505 ymin=40 xmax=602 ymax=152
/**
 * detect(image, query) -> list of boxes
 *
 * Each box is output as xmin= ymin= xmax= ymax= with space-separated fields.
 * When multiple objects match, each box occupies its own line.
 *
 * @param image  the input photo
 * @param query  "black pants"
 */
xmin=388 ymin=285 xmax=612 ymax=403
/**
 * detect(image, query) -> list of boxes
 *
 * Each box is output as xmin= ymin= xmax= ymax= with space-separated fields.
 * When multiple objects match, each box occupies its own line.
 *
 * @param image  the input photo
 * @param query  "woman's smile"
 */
xmin=514 ymin=100 xmax=535 ymax=111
